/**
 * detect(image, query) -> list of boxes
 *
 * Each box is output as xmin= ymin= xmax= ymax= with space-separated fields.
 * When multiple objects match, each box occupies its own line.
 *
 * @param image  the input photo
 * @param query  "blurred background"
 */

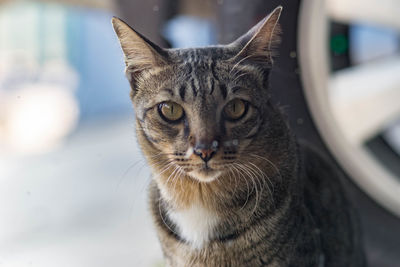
xmin=0 ymin=0 xmax=399 ymax=266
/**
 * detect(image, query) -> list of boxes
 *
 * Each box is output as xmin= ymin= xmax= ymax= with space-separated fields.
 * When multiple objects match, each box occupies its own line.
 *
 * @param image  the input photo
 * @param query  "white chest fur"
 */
xmin=168 ymin=203 xmax=219 ymax=249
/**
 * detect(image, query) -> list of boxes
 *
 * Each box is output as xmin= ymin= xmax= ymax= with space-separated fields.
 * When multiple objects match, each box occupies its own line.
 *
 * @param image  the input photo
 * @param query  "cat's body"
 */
xmin=112 ymin=6 xmax=365 ymax=266
xmin=147 ymin=137 xmax=364 ymax=267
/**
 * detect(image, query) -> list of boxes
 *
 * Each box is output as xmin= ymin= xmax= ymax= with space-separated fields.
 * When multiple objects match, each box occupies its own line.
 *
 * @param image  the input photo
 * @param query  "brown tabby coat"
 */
xmin=112 ymin=6 xmax=365 ymax=267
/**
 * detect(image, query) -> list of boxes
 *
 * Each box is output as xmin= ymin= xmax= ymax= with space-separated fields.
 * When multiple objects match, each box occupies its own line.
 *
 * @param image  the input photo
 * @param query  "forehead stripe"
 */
xmin=187 ymin=62 xmax=193 ymax=74
xmin=209 ymin=78 xmax=215 ymax=95
xmin=220 ymin=84 xmax=227 ymax=99
xmin=210 ymin=61 xmax=220 ymax=82
xmin=190 ymin=78 xmax=198 ymax=97
xmin=179 ymin=85 xmax=186 ymax=101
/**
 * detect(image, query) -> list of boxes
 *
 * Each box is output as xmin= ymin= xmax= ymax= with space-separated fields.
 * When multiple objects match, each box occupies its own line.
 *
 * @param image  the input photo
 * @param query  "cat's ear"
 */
xmin=111 ymin=17 xmax=167 ymax=91
xmin=230 ymin=6 xmax=282 ymax=64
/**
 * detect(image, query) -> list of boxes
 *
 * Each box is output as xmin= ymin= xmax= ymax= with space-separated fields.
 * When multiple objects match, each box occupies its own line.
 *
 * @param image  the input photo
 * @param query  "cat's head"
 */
xmin=112 ymin=7 xmax=290 ymax=187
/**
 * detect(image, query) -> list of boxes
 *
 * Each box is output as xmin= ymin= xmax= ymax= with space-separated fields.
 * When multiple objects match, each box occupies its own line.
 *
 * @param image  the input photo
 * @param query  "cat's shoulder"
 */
xmin=298 ymin=140 xmax=342 ymax=181
xmin=297 ymin=139 xmax=348 ymax=204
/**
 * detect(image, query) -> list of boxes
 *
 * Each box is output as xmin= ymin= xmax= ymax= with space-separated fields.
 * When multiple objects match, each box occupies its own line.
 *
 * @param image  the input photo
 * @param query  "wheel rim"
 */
xmin=298 ymin=0 xmax=400 ymax=217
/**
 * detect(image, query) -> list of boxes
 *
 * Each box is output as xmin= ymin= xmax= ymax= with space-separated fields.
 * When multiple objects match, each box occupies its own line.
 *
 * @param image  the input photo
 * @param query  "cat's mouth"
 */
xmin=188 ymin=165 xmax=222 ymax=182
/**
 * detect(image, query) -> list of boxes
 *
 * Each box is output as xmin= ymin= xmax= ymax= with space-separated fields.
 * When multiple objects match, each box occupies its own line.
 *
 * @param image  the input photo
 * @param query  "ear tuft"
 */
xmin=231 ymin=6 xmax=283 ymax=65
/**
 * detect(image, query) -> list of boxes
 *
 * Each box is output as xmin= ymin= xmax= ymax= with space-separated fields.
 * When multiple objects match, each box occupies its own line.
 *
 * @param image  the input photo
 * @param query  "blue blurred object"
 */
xmin=162 ymin=15 xmax=216 ymax=48
xmin=350 ymin=24 xmax=400 ymax=64
xmin=65 ymin=8 xmax=132 ymax=121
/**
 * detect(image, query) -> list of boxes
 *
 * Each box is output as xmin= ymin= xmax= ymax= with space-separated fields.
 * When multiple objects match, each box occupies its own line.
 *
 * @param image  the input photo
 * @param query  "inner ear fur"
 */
xmin=231 ymin=6 xmax=282 ymax=65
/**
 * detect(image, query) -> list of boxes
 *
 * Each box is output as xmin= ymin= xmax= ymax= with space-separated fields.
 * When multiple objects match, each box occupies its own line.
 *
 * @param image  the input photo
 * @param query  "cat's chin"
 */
xmin=188 ymin=168 xmax=222 ymax=183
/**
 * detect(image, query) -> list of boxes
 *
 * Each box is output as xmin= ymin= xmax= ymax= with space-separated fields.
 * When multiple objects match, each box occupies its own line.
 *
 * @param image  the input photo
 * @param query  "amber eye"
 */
xmin=223 ymin=99 xmax=247 ymax=121
xmin=158 ymin=101 xmax=184 ymax=122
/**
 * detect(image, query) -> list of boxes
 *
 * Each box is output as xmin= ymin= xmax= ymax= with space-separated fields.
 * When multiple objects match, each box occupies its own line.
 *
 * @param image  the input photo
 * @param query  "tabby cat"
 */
xmin=112 ymin=6 xmax=365 ymax=267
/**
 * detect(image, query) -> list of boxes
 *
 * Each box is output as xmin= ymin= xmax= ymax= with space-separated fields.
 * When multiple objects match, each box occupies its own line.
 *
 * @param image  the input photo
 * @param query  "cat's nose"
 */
xmin=193 ymin=148 xmax=215 ymax=163
xmin=193 ymin=141 xmax=218 ymax=163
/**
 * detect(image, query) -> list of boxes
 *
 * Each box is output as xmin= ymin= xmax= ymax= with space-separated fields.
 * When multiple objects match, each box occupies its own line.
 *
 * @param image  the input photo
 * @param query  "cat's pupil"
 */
xmin=159 ymin=102 xmax=183 ymax=122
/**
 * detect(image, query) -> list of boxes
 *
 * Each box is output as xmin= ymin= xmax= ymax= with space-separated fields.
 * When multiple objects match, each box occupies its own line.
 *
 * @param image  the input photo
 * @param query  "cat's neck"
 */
xmin=151 ymin=163 xmax=298 ymax=249
xmin=149 ymin=171 xmax=306 ymax=255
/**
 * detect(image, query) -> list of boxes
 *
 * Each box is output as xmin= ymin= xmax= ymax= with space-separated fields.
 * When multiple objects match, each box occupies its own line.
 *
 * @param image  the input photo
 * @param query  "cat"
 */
xmin=112 ymin=6 xmax=366 ymax=267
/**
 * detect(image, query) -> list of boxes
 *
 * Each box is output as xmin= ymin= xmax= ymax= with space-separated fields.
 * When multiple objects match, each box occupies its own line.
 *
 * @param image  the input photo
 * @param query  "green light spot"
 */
xmin=330 ymin=35 xmax=348 ymax=55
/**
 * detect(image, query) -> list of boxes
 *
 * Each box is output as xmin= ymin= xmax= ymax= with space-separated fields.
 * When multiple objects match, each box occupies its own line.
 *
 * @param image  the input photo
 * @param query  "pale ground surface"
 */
xmin=0 ymin=114 xmax=164 ymax=267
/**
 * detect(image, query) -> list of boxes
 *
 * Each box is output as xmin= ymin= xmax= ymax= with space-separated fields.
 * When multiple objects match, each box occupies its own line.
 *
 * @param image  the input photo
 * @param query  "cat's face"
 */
xmin=112 ymin=7 xmax=284 ymax=184
xmin=133 ymin=52 xmax=268 ymax=182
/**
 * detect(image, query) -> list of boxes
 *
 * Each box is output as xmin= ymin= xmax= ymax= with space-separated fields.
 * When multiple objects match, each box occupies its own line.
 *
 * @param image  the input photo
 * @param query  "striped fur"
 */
xmin=113 ymin=6 xmax=365 ymax=267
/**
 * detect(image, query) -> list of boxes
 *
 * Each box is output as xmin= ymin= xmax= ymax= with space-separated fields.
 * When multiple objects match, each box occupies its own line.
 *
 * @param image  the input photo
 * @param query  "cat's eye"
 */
xmin=158 ymin=101 xmax=184 ymax=122
xmin=223 ymin=99 xmax=247 ymax=121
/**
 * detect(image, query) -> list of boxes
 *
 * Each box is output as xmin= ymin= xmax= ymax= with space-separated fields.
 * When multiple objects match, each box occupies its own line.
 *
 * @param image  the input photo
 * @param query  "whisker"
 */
xmin=248 ymin=153 xmax=282 ymax=181
xmin=248 ymin=161 xmax=274 ymax=197
xmin=227 ymin=165 xmax=239 ymax=196
xmin=241 ymin=163 xmax=260 ymax=217
xmin=232 ymin=163 xmax=252 ymax=210
xmin=158 ymin=195 xmax=179 ymax=237
xmin=116 ymin=158 xmax=146 ymax=191
xmin=165 ymin=165 xmax=180 ymax=187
